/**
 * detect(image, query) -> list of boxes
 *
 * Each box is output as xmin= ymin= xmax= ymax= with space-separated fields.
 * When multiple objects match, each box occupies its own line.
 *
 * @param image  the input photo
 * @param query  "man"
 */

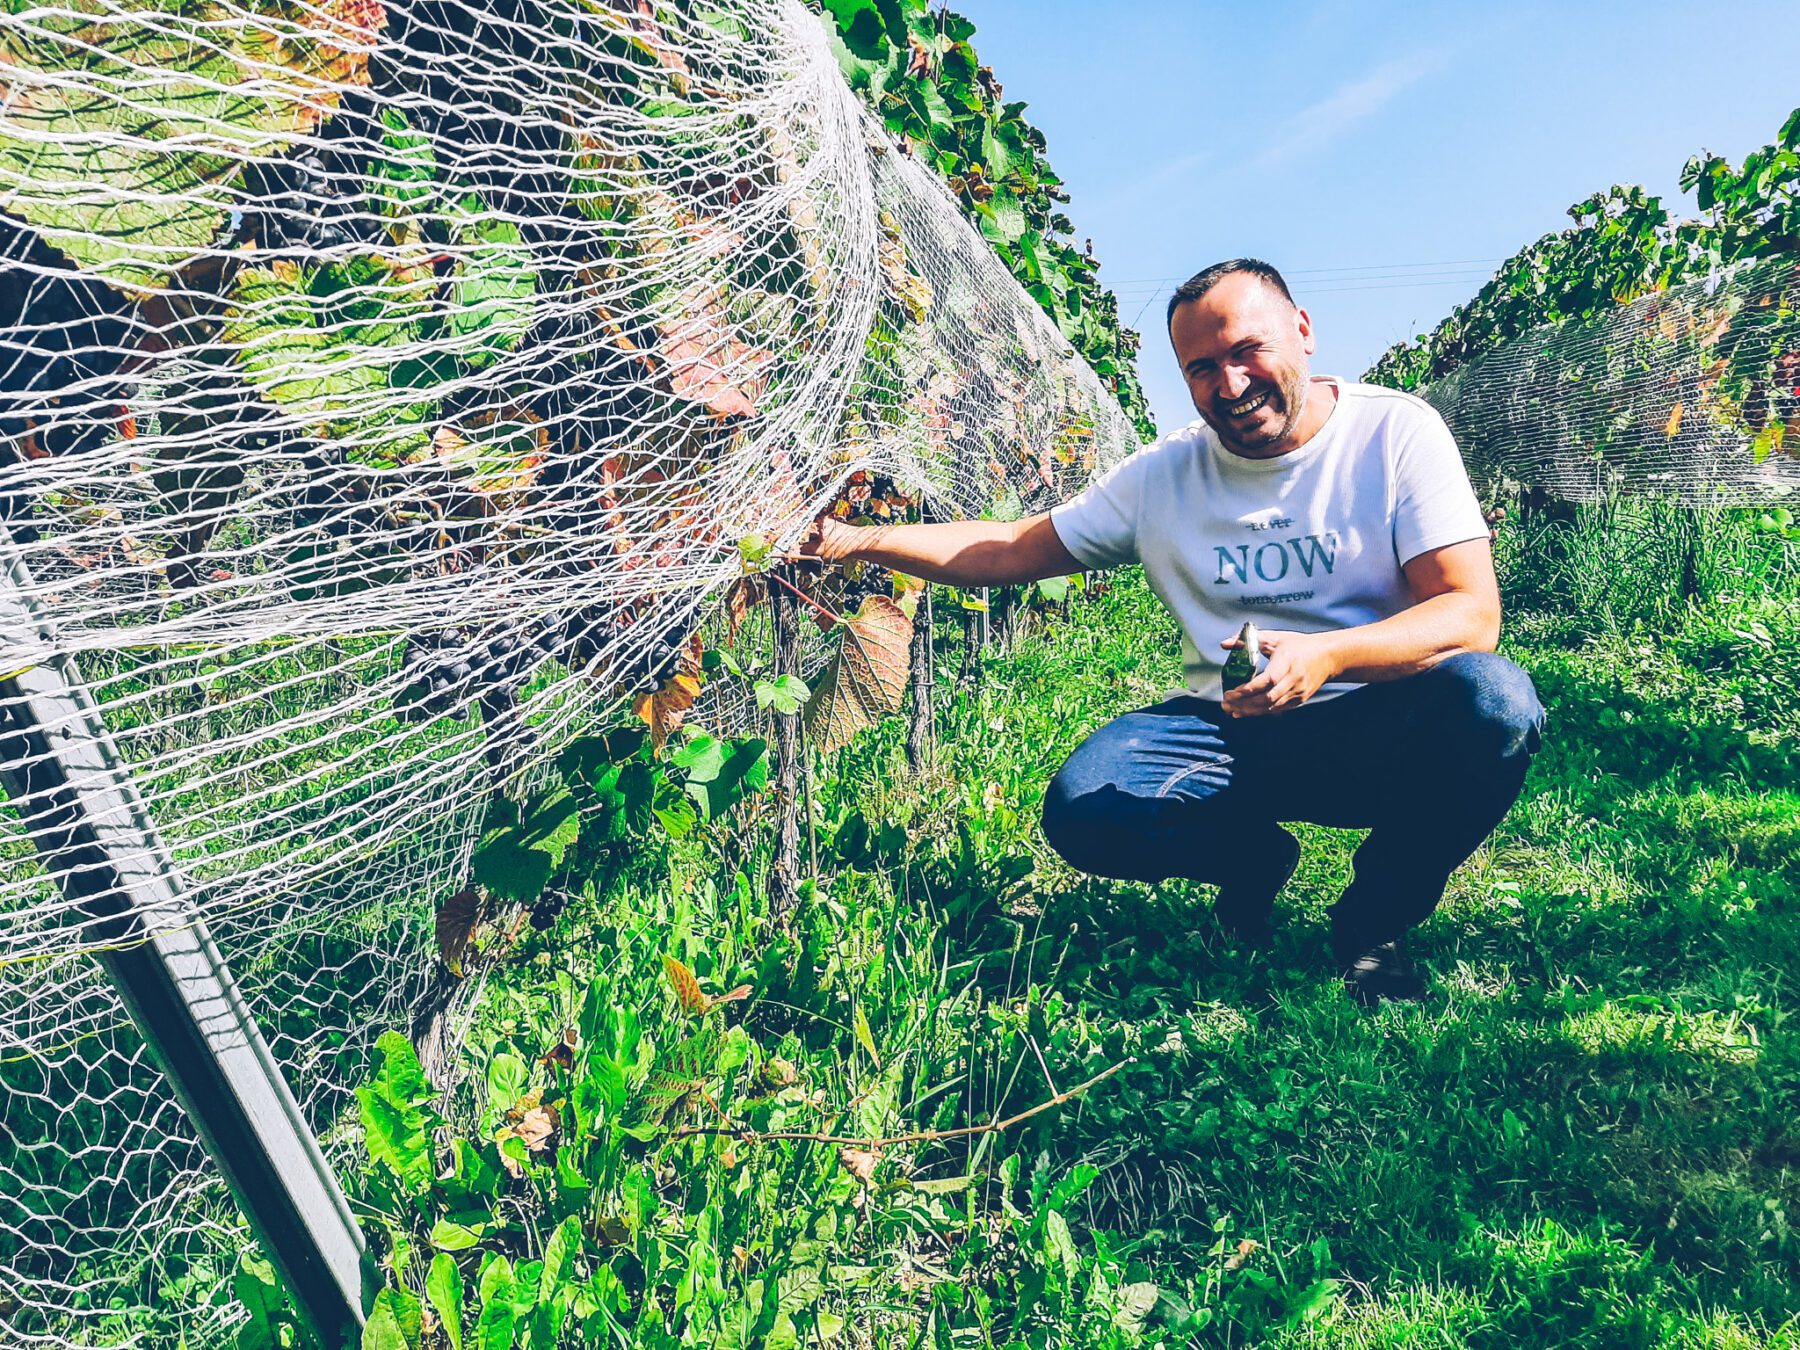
xmin=798 ymin=258 xmax=1544 ymax=1005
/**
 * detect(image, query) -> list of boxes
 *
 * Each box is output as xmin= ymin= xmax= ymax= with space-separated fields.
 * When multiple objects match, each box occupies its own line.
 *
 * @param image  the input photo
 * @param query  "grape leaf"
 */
xmin=449 ymin=194 xmax=538 ymax=367
xmin=658 ymin=293 xmax=771 ymax=418
xmin=803 ymin=595 xmax=913 ymax=755
xmin=0 ymin=0 xmax=381 ymax=290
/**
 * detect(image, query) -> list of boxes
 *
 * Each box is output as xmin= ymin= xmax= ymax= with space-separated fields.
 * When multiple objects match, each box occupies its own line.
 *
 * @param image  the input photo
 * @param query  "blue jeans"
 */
xmin=1040 ymin=651 xmax=1545 ymax=952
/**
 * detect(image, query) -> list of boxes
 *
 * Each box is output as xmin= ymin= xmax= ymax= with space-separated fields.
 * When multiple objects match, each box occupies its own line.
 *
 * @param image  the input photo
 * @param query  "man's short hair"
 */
xmin=1166 ymin=258 xmax=1295 ymax=328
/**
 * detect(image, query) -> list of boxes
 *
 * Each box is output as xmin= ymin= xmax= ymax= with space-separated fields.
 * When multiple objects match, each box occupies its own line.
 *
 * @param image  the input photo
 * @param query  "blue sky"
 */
xmin=957 ymin=0 xmax=1800 ymax=433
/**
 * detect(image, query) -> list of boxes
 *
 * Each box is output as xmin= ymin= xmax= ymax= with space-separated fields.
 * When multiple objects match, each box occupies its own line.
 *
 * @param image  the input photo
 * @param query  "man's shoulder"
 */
xmin=1335 ymin=380 xmax=1447 ymax=433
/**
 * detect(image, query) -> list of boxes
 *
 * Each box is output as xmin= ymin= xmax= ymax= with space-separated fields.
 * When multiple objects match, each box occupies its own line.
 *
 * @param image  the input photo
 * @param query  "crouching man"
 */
xmin=798 ymin=258 xmax=1543 ymax=1005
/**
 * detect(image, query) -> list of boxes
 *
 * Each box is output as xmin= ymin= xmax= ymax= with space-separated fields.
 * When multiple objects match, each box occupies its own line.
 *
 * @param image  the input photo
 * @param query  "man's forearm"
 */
xmin=1322 ymin=592 xmax=1500 ymax=683
xmin=816 ymin=516 xmax=1072 ymax=587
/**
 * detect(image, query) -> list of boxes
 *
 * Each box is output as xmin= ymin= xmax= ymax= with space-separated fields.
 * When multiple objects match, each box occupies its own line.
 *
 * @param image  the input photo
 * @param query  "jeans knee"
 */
xmin=1433 ymin=652 xmax=1544 ymax=760
xmin=1040 ymin=769 xmax=1096 ymax=869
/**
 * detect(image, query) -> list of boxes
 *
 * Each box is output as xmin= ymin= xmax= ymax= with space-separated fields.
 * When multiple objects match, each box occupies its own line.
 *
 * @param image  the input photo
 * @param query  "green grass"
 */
xmin=807 ymin=503 xmax=1800 ymax=1347
xmin=339 ymin=504 xmax=1800 ymax=1348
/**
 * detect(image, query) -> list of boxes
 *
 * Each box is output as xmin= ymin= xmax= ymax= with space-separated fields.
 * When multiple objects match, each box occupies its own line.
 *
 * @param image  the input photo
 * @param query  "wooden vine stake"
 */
xmin=958 ymin=586 xmax=986 ymax=695
xmin=906 ymin=585 xmax=932 ymax=770
xmin=767 ymin=564 xmax=803 ymax=922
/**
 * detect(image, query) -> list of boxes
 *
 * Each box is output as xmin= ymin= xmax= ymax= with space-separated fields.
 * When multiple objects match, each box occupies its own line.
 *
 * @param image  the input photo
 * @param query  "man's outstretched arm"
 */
xmin=794 ymin=512 xmax=1082 ymax=588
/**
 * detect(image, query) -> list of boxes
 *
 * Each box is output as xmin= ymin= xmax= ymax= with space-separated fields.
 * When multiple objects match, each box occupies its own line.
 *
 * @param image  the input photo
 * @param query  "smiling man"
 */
xmin=798 ymin=258 xmax=1544 ymax=1004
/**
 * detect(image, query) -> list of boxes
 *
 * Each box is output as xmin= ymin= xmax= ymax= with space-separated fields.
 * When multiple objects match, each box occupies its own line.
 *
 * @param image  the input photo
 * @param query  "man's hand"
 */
xmin=783 ymin=511 xmax=1080 ymax=588
xmin=788 ymin=515 xmax=869 ymax=567
xmin=1220 ymin=629 xmax=1340 ymax=717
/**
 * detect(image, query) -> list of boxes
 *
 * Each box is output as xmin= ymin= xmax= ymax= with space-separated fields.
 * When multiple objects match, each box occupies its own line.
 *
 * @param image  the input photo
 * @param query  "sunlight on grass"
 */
xmin=1558 ymin=1000 xmax=1761 ymax=1065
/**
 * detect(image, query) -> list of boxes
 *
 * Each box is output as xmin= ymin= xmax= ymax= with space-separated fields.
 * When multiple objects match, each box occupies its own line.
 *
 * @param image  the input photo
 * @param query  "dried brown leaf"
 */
xmin=803 ymin=595 xmax=913 ymax=755
xmin=633 ymin=632 xmax=704 ymax=747
xmin=838 ymin=1146 xmax=881 ymax=1186
xmin=515 ymin=1105 xmax=557 ymax=1152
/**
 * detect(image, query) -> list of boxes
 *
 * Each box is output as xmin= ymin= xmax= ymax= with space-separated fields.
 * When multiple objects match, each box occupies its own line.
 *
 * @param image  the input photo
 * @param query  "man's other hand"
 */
xmin=1221 ymin=629 xmax=1339 ymax=717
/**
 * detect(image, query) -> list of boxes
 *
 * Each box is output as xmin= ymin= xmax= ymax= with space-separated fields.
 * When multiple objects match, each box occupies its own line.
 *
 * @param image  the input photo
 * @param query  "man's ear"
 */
xmin=1295 ymin=305 xmax=1317 ymax=357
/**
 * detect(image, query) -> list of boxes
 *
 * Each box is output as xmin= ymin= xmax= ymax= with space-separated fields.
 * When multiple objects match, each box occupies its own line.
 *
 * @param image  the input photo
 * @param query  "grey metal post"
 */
xmin=0 ymin=536 xmax=370 ymax=1348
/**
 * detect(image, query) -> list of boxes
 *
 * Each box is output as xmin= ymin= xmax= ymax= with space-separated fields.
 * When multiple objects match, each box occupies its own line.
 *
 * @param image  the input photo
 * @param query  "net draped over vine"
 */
xmin=1410 ymin=255 xmax=1800 ymax=506
xmin=0 ymin=0 xmax=1135 ymax=1343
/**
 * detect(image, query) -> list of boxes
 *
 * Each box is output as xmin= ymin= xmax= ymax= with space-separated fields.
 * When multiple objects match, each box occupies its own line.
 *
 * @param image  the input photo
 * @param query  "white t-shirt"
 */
xmin=1049 ymin=376 xmax=1489 ymax=702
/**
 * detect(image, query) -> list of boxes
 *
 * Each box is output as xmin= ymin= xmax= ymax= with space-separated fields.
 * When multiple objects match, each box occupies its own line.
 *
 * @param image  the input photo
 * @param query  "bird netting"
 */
xmin=0 ymin=0 xmax=1136 ymax=1342
xmin=1408 ymin=254 xmax=1800 ymax=506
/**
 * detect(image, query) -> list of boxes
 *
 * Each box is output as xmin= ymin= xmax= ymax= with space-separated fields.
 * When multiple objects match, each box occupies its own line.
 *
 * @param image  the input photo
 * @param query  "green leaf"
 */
xmin=356 ymin=1033 xmax=436 ymax=1193
xmin=519 ymin=789 xmax=582 ymax=869
xmin=473 ymin=1300 xmax=516 ymax=1350
xmin=428 ymin=1254 xmax=466 ymax=1350
xmin=1033 ymin=574 xmax=1071 ymax=604
xmin=370 ymin=108 xmax=439 ymax=216
xmin=821 ymin=0 xmax=889 ymax=60
xmin=683 ymin=737 xmax=769 ymax=820
xmin=1043 ymin=1210 xmax=1079 ymax=1283
xmin=538 ymin=1214 xmax=582 ymax=1309
xmin=471 ymin=825 xmax=554 ymax=905
xmin=232 ymin=1250 xmax=284 ymax=1350
xmin=753 ymin=674 xmax=810 ymax=715
xmin=0 ymin=6 xmax=372 ymax=289
xmin=363 ymin=1288 xmax=423 ymax=1350
xmin=853 ymin=1004 xmax=881 ymax=1068
xmin=449 ymin=194 xmax=538 ymax=367
xmin=430 ymin=1219 xmax=487 ymax=1252
xmin=486 ymin=1053 xmax=529 ymax=1113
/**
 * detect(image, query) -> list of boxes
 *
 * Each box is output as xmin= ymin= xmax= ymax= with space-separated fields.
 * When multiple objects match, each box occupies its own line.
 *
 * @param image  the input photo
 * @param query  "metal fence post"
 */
xmin=0 ymin=534 xmax=370 ymax=1348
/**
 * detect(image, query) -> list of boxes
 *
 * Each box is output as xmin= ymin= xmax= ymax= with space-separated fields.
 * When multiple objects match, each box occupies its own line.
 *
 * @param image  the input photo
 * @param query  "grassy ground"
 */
xmin=835 ymin=505 xmax=1800 ymax=1347
xmin=334 ymin=501 xmax=1800 ymax=1349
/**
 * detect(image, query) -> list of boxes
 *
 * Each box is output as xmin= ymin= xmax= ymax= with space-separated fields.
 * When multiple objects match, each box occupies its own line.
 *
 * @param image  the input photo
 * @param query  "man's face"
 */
xmin=1169 ymin=273 xmax=1317 ymax=456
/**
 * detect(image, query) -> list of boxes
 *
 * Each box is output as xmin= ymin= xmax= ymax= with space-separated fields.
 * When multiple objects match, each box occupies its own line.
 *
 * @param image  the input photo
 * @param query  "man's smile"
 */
xmin=1222 ymin=388 xmax=1275 ymax=419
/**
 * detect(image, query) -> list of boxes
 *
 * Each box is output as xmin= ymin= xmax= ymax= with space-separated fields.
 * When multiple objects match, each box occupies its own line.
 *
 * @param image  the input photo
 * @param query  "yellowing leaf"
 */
xmin=663 ymin=954 xmax=709 ymax=1015
xmin=633 ymin=633 xmax=704 ymax=747
xmin=434 ymin=888 xmax=481 ymax=977
xmin=803 ymin=595 xmax=913 ymax=755
xmin=1665 ymin=400 xmax=1684 ymax=438
xmin=853 ymin=1004 xmax=881 ymax=1068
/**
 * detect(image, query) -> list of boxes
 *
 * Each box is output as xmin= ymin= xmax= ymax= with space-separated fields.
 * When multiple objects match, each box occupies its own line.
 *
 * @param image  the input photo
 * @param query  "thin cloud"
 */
xmin=1087 ymin=50 xmax=1442 ymax=218
xmin=1260 ymin=52 xmax=1441 ymax=165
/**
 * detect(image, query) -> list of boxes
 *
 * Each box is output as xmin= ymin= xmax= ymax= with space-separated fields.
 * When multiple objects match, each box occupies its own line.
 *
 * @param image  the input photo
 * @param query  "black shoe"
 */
xmin=1337 ymin=941 xmax=1427 ymax=1007
xmin=1212 ymin=831 xmax=1301 ymax=945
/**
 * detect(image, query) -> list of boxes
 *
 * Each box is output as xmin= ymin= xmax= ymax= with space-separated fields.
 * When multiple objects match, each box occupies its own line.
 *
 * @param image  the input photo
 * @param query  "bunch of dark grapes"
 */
xmin=393 ymin=616 xmax=563 ymax=722
xmin=835 ymin=562 xmax=892 ymax=615
xmin=833 ymin=469 xmax=915 ymax=523
xmin=243 ymin=138 xmax=391 ymax=257
xmin=1 ymin=233 xmax=139 ymax=470
xmin=621 ymin=616 xmax=698 ymax=696
xmin=393 ymin=627 xmax=476 ymax=722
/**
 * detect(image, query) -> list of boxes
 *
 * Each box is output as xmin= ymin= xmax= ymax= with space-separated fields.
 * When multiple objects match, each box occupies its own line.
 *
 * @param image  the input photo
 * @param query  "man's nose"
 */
xmin=1219 ymin=367 xmax=1251 ymax=400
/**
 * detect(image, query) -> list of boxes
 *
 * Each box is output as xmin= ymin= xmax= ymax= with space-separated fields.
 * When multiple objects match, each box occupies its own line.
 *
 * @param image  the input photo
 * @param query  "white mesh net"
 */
xmin=0 ymin=0 xmax=1135 ymax=1342
xmin=1408 ymin=255 xmax=1800 ymax=506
